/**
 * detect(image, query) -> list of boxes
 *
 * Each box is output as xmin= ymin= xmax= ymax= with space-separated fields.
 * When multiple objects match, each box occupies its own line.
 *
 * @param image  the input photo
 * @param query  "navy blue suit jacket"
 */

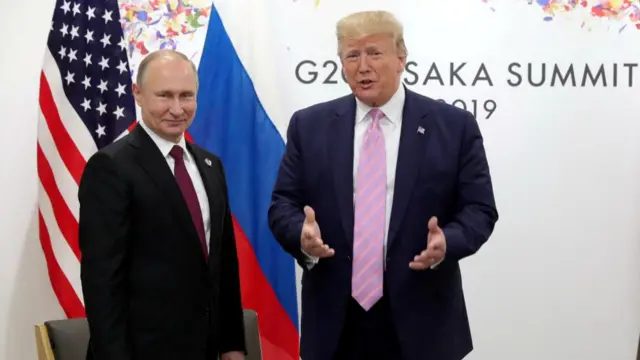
xmin=268 ymin=87 xmax=498 ymax=360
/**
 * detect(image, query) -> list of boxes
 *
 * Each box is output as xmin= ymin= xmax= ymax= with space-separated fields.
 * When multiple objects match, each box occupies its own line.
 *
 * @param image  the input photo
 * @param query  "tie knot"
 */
xmin=368 ymin=108 xmax=385 ymax=127
xmin=169 ymin=145 xmax=184 ymax=159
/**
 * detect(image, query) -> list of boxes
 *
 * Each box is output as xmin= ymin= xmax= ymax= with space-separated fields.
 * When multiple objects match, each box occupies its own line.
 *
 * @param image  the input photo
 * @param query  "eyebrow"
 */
xmin=154 ymin=89 xmax=196 ymax=95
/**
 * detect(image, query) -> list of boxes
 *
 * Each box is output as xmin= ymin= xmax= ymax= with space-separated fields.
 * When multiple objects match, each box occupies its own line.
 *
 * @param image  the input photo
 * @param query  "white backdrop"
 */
xmin=0 ymin=0 xmax=639 ymax=359
xmin=218 ymin=0 xmax=640 ymax=358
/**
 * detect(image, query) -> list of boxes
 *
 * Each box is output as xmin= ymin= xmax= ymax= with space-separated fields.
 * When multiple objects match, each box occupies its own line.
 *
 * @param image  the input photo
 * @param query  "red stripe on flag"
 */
xmin=37 ymin=144 xmax=81 ymax=259
xmin=39 ymin=72 xmax=87 ymax=184
xmin=127 ymin=121 xmax=138 ymax=133
xmin=38 ymin=211 xmax=85 ymax=318
xmin=232 ymin=216 xmax=299 ymax=360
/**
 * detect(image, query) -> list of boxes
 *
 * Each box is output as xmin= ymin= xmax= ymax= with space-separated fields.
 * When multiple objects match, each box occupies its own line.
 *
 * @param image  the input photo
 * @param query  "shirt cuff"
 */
xmin=430 ymin=256 xmax=444 ymax=269
xmin=301 ymin=248 xmax=319 ymax=270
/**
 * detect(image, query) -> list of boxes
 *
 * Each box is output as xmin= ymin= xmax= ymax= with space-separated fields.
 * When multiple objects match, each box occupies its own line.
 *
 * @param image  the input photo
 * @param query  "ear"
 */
xmin=397 ymin=54 xmax=407 ymax=73
xmin=132 ymin=83 xmax=142 ymax=107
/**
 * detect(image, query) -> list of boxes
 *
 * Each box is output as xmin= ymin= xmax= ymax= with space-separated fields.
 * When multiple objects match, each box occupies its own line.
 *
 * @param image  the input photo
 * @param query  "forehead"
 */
xmin=342 ymin=33 xmax=395 ymax=50
xmin=143 ymin=58 xmax=197 ymax=90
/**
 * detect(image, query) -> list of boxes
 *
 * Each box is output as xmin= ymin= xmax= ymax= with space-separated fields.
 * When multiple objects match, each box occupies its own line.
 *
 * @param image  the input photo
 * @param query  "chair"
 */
xmin=35 ymin=309 xmax=263 ymax=360
xmin=242 ymin=309 xmax=263 ymax=360
xmin=636 ymin=331 xmax=639 ymax=360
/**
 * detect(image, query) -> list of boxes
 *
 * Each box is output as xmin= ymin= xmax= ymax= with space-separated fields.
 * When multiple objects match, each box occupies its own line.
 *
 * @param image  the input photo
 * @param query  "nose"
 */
xmin=169 ymin=98 xmax=184 ymax=116
xmin=357 ymin=55 xmax=371 ymax=73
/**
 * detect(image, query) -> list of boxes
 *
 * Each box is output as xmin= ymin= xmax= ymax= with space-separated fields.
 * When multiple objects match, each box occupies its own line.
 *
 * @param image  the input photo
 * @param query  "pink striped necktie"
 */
xmin=352 ymin=108 xmax=386 ymax=311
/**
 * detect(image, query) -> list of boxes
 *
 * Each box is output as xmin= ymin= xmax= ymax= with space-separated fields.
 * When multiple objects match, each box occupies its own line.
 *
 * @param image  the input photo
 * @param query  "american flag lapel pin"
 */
xmin=417 ymin=126 xmax=425 ymax=134
xmin=205 ymin=158 xmax=212 ymax=166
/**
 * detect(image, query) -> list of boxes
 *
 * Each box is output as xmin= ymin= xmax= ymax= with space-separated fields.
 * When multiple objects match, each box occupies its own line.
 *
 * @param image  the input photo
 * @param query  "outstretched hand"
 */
xmin=300 ymin=206 xmax=335 ymax=258
xmin=409 ymin=217 xmax=446 ymax=270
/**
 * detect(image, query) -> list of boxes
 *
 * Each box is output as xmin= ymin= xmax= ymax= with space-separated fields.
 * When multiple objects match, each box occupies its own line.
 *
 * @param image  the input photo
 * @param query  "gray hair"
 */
xmin=135 ymin=49 xmax=198 ymax=87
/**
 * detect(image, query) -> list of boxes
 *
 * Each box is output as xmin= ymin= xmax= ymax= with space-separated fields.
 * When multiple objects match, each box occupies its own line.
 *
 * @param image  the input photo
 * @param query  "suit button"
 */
xmin=204 ymin=306 xmax=210 ymax=316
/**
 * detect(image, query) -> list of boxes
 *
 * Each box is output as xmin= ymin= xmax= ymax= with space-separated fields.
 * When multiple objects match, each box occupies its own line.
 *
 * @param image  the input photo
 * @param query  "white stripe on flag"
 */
xmin=38 ymin=109 xmax=80 ymax=220
xmin=38 ymin=181 xmax=84 ymax=306
xmin=42 ymin=48 xmax=98 ymax=161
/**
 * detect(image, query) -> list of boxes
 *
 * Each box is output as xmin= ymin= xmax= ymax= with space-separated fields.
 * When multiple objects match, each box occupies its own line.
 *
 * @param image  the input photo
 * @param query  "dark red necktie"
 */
xmin=169 ymin=145 xmax=208 ymax=261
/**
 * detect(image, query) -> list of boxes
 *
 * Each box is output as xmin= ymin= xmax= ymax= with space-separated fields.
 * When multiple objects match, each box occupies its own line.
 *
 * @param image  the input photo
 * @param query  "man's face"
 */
xmin=340 ymin=33 xmax=406 ymax=107
xmin=132 ymin=57 xmax=198 ymax=143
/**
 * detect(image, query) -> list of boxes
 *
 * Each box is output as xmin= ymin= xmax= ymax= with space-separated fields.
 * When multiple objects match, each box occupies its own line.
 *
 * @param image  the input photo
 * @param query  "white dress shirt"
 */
xmin=303 ymin=85 xmax=405 ymax=268
xmin=138 ymin=121 xmax=211 ymax=250
xmin=353 ymin=85 xmax=405 ymax=260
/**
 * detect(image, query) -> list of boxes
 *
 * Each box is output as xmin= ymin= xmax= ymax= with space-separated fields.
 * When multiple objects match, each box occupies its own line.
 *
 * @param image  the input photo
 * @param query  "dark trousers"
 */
xmin=333 ymin=292 xmax=405 ymax=360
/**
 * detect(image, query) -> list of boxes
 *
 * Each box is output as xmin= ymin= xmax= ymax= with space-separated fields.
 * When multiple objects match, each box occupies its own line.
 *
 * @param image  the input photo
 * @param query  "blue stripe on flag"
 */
xmin=188 ymin=4 xmax=299 ymax=330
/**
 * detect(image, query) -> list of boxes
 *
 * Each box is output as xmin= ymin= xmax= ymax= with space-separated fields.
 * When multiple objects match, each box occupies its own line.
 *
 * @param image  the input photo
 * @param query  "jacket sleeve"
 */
xmin=216 ymin=158 xmax=247 ymax=355
xmin=267 ymin=112 xmax=309 ymax=267
xmin=442 ymin=112 xmax=499 ymax=261
xmin=78 ymin=152 xmax=132 ymax=360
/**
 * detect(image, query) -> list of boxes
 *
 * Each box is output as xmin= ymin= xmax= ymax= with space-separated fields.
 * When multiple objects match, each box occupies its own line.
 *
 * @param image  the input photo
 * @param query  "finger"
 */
xmin=409 ymin=254 xmax=439 ymax=270
xmin=409 ymin=260 xmax=429 ymax=270
xmin=303 ymin=206 xmax=316 ymax=225
xmin=425 ymin=252 xmax=443 ymax=263
xmin=410 ymin=250 xmax=427 ymax=263
xmin=319 ymin=246 xmax=335 ymax=258
xmin=428 ymin=216 xmax=439 ymax=233
xmin=309 ymin=245 xmax=335 ymax=258
xmin=409 ymin=249 xmax=435 ymax=269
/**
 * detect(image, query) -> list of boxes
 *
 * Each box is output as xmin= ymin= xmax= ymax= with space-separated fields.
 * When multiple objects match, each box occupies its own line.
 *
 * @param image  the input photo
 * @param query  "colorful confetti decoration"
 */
xmin=119 ymin=0 xmax=212 ymax=61
xmin=485 ymin=0 xmax=640 ymax=31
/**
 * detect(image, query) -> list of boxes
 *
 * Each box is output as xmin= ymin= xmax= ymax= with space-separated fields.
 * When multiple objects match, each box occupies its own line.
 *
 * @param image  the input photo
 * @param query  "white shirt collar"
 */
xmin=355 ymin=83 xmax=405 ymax=125
xmin=138 ymin=120 xmax=191 ymax=162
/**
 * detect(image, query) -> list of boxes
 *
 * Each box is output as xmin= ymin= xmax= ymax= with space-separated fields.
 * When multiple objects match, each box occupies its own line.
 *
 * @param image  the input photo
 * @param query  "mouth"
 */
xmin=358 ymin=79 xmax=374 ymax=89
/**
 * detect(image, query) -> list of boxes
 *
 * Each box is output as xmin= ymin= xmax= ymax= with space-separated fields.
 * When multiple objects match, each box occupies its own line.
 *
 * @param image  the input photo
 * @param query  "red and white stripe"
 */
xmin=37 ymin=48 xmax=137 ymax=318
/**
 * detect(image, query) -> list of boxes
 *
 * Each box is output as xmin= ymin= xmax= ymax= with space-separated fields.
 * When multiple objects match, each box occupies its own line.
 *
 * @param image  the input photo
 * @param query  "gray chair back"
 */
xmin=636 ymin=331 xmax=639 ymax=360
xmin=44 ymin=310 xmax=262 ymax=360
xmin=243 ymin=309 xmax=262 ymax=360
xmin=44 ymin=318 xmax=90 ymax=360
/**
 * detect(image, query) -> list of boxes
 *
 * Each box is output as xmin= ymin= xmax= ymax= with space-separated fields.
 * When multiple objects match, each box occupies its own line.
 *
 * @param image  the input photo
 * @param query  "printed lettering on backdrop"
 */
xmin=117 ymin=1 xmax=640 ymax=359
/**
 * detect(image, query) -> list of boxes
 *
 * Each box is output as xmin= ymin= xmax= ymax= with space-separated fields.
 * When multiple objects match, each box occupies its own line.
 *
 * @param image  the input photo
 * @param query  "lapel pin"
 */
xmin=205 ymin=158 xmax=212 ymax=166
xmin=417 ymin=126 xmax=425 ymax=134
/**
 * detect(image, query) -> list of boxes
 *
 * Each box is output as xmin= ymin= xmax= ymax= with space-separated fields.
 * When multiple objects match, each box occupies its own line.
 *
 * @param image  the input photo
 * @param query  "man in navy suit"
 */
xmin=268 ymin=10 xmax=498 ymax=360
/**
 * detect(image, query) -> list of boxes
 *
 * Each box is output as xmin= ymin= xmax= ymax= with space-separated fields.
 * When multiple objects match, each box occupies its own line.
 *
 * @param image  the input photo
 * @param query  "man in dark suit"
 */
xmin=268 ymin=10 xmax=498 ymax=360
xmin=78 ymin=49 xmax=246 ymax=360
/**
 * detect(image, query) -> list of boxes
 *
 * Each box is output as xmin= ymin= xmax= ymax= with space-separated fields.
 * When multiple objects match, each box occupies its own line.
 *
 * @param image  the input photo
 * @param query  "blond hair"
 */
xmin=336 ymin=10 xmax=407 ymax=57
xmin=135 ymin=49 xmax=198 ymax=87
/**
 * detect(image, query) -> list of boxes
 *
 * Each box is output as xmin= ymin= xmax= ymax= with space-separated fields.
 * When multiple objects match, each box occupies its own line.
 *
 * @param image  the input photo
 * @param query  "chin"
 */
xmin=355 ymin=91 xmax=379 ymax=105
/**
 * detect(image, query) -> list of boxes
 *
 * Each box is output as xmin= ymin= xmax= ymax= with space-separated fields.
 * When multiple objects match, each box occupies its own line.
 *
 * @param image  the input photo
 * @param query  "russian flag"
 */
xmin=187 ymin=1 xmax=300 ymax=360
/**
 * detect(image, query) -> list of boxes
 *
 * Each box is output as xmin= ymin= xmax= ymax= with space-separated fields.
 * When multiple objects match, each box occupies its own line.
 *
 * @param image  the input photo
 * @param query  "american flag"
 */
xmin=38 ymin=0 xmax=137 ymax=317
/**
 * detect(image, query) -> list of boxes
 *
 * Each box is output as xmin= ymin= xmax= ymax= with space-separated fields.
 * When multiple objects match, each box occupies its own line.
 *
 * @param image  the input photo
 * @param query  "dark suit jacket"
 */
xmin=78 ymin=124 xmax=246 ymax=360
xmin=268 ymin=87 xmax=498 ymax=360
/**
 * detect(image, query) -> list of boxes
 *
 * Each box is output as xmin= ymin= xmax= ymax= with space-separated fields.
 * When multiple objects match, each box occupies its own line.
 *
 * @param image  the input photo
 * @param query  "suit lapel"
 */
xmin=128 ymin=125 xmax=207 ymax=266
xmin=387 ymin=89 xmax=430 ymax=250
xmin=187 ymin=143 xmax=224 ymax=270
xmin=329 ymin=95 xmax=356 ymax=248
